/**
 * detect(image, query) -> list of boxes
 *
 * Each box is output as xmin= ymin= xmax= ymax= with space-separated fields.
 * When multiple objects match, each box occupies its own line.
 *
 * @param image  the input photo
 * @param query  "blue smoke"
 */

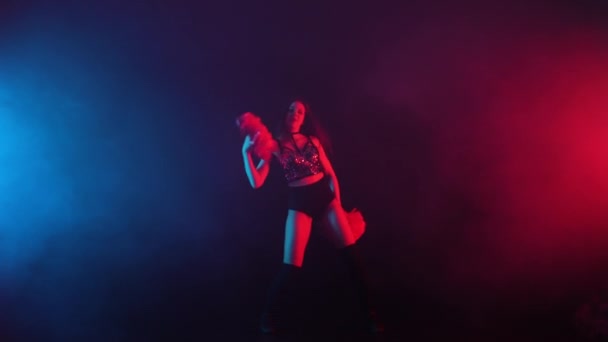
xmin=0 ymin=5 xmax=226 ymax=340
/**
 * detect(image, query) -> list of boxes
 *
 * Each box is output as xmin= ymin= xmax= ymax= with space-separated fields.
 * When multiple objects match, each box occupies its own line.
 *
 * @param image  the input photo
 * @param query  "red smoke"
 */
xmin=362 ymin=8 xmax=608 ymax=301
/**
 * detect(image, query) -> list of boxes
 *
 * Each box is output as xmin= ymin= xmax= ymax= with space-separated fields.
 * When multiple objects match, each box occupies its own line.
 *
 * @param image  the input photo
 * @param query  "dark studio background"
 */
xmin=1 ymin=0 xmax=608 ymax=340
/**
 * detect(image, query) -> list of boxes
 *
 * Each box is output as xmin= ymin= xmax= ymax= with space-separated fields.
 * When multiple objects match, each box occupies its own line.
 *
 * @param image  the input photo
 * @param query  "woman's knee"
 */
xmin=283 ymin=242 xmax=307 ymax=267
xmin=283 ymin=256 xmax=304 ymax=267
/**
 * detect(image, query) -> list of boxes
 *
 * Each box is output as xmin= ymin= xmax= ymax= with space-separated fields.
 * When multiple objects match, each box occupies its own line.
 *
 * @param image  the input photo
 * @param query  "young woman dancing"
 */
xmin=239 ymin=100 xmax=383 ymax=334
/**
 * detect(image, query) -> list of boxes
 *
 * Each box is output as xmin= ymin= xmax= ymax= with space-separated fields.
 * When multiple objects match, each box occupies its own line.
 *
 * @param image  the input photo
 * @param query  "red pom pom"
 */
xmin=346 ymin=208 xmax=366 ymax=242
xmin=316 ymin=207 xmax=366 ymax=244
xmin=236 ymin=112 xmax=278 ymax=160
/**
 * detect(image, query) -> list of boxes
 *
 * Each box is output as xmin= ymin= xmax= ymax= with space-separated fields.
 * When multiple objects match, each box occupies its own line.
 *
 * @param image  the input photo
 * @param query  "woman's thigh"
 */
xmin=324 ymin=199 xmax=356 ymax=248
xmin=283 ymin=210 xmax=313 ymax=267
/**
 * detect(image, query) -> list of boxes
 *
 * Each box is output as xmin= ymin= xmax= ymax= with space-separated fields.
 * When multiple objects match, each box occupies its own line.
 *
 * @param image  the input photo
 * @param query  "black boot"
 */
xmin=260 ymin=263 xmax=301 ymax=334
xmin=339 ymin=243 xmax=385 ymax=333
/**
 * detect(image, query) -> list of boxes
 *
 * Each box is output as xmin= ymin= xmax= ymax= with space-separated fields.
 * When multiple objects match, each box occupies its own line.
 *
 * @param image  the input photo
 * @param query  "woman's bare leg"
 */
xmin=261 ymin=210 xmax=313 ymax=334
xmin=323 ymin=199 xmax=384 ymax=333
xmin=324 ymin=199 xmax=356 ymax=248
xmin=283 ymin=210 xmax=313 ymax=266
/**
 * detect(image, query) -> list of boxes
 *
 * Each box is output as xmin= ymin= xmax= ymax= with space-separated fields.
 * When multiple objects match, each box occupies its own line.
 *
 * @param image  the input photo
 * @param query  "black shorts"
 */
xmin=287 ymin=176 xmax=335 ymax=220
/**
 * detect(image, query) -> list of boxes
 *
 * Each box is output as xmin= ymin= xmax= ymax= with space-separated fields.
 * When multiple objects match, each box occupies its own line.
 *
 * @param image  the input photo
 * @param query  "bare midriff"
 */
xmin=287 ymin=172 xmax=325 ymax=187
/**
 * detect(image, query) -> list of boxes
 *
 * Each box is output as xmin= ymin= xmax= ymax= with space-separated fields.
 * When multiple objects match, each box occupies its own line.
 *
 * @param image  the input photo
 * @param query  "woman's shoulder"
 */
xmin=308 ymin=135 xmax=321 ymax=146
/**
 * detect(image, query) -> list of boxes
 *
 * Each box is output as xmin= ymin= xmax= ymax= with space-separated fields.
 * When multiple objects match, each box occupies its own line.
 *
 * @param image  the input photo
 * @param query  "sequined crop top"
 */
xmin=277 ymin=134 xmax=324 ymax=182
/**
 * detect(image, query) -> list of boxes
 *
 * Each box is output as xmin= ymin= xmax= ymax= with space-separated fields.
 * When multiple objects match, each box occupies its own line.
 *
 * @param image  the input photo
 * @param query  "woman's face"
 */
xmin=286 ymin=101 xmax=306 ymax=133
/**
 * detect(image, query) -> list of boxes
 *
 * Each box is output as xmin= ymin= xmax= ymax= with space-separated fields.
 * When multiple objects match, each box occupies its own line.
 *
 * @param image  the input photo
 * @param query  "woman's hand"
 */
xmin=242 ymin=131 xmax=260 ymax=154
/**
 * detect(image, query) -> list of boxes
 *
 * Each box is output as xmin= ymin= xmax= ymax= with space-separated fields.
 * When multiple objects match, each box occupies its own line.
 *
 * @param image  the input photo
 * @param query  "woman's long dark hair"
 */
xmin=275 ymin=99 xmax=333 ymax=156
